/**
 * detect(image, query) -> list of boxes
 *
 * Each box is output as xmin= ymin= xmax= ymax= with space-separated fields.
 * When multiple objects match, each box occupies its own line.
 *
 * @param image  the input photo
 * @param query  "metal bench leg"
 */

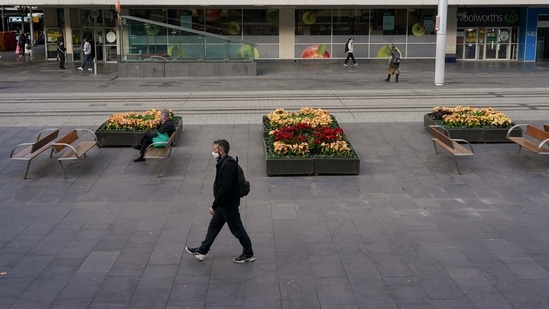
xmin=58 ymin=161 xmax=67 ymax=179
xmin=432 ymin=141 xmax=439 ymax=154
xmin=453 ymin=157 xmax=462 ymax=175
xmin=23 ymin=161 xmax=31 ymax=179
xmin=157 ymin=158 xmax=165 ymax=178
xmin=517 ymin=145 xmax=522 ymax=153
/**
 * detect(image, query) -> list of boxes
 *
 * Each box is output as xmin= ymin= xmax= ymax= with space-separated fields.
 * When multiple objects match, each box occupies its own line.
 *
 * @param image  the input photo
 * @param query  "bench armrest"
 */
xmin=9 ymin=143 xmax=34 ymax=158
xmin=506 ymin=124 xmax=527 ymax=137
xmin=75 ymin=128 xmax=98 ymax=142
xmin=51 ymin=142 xmax=79 ymax=157
xmin=537 ymin=138 xmax=549 ymax=152
xmin=452 ymin=138 xmax=474 ymax=153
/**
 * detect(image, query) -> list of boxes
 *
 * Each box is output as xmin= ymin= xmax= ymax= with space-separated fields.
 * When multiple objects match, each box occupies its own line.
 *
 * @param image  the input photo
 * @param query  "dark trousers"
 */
xmin=59 ymin=55 xmax=65 ymax=68
xmin=138 ymin=132 xmax=157 ymax=157
xmin=199 ymin=205 xmax=253 ymax=256
xmin=81 ymin=54 xmax=92 ymax=69
xmin=344 ymin=52 xmax=356 ymax=64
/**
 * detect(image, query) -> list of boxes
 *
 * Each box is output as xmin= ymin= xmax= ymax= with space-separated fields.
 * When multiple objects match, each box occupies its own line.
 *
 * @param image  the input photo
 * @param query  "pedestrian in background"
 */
xmin=57 ymin=41 xmax=66 ymax=70
xmin=185 ymin=139 xmax=255 ymax=264
xmin=17 ymin=31 xmax=26 ymax=57
xmin=384 ymin=44 xmax=401 ymax=83
xmin=78 ymin=38 xmax=93 ymax=71
xmin=343 ymin=38 xmax=358 ymax=67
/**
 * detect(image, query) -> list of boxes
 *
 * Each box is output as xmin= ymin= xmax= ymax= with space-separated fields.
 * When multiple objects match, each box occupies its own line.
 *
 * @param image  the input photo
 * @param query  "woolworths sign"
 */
xmin=457 ymin=8 xmax=520 ymax=27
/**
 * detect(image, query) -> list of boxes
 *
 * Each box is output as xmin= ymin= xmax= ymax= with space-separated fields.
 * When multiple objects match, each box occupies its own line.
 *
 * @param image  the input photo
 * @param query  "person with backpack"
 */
xmin=384 ymin=44 xmax=401 ymax=82
xmin=343 ymin=38 xmax=358 ymax=67
xmin=185 ymin=139 xmax=255 ymax=263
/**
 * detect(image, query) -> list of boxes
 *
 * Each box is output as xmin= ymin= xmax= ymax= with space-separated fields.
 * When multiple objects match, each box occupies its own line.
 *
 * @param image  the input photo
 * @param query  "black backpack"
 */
xmin=235 ymin=156 xmax=250 ymax=198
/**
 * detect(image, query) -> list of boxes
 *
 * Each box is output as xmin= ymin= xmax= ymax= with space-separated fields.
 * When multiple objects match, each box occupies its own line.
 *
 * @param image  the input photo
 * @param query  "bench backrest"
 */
xmin=31 ymin=130 xmax=59 ymax=153
xmin=429 ymin=125 xmax=454 ymax=149
xmin=525 ymin=125 xmax=549 ymax=142
xmin=53 ymin=130 xmax=78 ymax=153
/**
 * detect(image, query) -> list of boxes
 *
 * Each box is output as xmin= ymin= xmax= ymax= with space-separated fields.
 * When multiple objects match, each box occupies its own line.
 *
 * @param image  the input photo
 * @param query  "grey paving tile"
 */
xmin=128 ymin=287 xmax=170 ymax=309
xmin=77 ymin=251 xmax=120 ymax=274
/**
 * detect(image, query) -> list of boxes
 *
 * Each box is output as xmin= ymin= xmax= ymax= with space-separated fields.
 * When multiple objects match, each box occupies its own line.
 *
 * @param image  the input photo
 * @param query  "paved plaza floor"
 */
xmin=1 ymin=46 xmax=549 ymax=308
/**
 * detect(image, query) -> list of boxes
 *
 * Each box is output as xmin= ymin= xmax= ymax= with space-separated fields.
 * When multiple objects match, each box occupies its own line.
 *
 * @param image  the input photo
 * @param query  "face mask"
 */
xmin=211 ymin=151 xmax=220 ymax=160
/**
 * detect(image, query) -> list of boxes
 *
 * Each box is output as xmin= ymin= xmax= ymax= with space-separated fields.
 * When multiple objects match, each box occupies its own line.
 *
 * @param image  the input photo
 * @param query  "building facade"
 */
xmin=3 ymin=1 xmax=549 ymax=63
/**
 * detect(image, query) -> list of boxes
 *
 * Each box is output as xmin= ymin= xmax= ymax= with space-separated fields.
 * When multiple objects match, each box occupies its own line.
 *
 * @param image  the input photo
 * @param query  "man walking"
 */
xmin=185 ymin=139 xmax=255 ymax=263
xmin=384 ymin=44 xmax=401 ymax=82
xmin=78 ymin=38 xmax=93 ymax=71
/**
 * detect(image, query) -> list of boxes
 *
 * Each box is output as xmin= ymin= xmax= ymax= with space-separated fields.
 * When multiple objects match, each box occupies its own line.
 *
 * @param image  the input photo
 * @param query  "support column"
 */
xmin=434 ymin=0 xmax=448 ymax=86
xmin=278 ymin=8 xmax=295 ymax=59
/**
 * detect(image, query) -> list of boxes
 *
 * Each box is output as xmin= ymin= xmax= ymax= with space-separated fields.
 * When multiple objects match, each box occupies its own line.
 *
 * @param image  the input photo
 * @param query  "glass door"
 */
xmin=537 ymin=28 xmax=549 ymax=61
xmin=482 ymin=28 xmax=511 ymax=60
xmin=464 ymin=28 xmax=477 ymax=59
xmin=497 ymin=28 xmax=511 ymax=59
xmin=94 ymin=29 xmax=104 ymax=61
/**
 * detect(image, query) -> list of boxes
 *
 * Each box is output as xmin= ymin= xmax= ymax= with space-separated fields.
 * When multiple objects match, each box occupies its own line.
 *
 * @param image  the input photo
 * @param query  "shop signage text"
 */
xmin=457 ymin=7 xmax=520 ymax=27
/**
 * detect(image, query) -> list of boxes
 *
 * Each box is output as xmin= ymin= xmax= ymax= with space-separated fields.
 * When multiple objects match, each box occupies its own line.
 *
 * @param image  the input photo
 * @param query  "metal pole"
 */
xmin=29 ymin=8 xmax=34 ymax=46
xmin=434 ymin=0 xmax=448 ymax=86
xmin=1 ymin=6 xmax=5 ymax=32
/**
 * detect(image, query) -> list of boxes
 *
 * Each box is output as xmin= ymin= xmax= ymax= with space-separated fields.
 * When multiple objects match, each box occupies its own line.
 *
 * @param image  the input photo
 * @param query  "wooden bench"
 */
xmin=428 ymin=125 xmax=474 ymax=174
xmin=52 ymin=129 xmax=98 ymax=178
xmin=9 ymin=129 xmax=60 ymax=179
xmin=544 ymin=124 xmax=549 ymax=132
xmin=506 ymin=124 xmax=549 ymax=155
xmin=143 ymin=130 xmax=177 ymax=177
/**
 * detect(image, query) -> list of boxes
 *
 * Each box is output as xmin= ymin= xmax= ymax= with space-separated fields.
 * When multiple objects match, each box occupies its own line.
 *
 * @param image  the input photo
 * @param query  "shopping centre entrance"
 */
xmin=456 ymin=27 xmax=517 ymax=60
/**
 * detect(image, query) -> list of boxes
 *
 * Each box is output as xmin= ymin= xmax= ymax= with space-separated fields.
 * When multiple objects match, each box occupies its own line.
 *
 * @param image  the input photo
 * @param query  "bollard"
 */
xmin=94 ymin=57 xmax=97 ymax=75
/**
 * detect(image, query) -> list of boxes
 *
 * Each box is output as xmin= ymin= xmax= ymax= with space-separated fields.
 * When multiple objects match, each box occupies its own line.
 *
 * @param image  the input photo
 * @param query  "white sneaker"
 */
xmin=88 ymin=68 xmax=93 ymax=71
xmin=354 ymin=63 xmax=359 ymax=67
xmin=185 ymin=247 xmax=205 ymax=261
xmin=78 ymin=67 xmax=83 ymax=70
xmin=343 ymin=64 xmax=348 ymax=67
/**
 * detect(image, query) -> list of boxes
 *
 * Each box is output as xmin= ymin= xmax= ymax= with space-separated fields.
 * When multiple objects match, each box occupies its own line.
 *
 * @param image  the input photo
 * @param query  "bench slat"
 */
xmin=507 ymin=136 xmax=549 ymax=154
xmin=58 ymin=141 xmax=98 ymax=160
xmin=525 ymin=125 xmax=549 ymax=142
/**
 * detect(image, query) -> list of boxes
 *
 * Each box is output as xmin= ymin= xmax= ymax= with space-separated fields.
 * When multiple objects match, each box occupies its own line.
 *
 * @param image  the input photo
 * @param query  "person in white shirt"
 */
xmin=78 ymin=38 xmax=93 ymax=71
xmin=343 ymin=38 xmax=358 ymax=67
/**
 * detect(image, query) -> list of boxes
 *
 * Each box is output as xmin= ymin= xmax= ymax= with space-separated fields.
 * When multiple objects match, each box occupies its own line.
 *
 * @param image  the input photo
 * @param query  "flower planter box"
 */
xmin=96 ymin=117 xmax=183 ymax=147
xmin=313 ymin=157 xmax=360 ymax=175
xmin=423 ymin=114 xmax=519 ymax=143
xmin=264 ymin=141 xmax=359 ymax=176
xmin=266 ymin=157 xmax=314 ymax=176
xmin=264 ymin=140 xmax=313 ymax=176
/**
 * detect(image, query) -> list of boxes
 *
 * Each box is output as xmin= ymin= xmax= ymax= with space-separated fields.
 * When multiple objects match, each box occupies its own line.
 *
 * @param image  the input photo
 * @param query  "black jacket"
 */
xmin=212 ymin=155 xmax=240 ymax=209
xmin=157 ymin=118 xmax=176 ymax=136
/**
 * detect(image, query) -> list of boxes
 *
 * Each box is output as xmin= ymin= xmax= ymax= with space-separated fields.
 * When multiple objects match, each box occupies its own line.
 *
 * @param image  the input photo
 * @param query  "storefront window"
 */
xmin=243 ymin=9 xmax=279 ymax=59
xmin=295 ymin=9 xmax=332 ymax=58
xmin=370 ymin=9 xmax=407 ymax=36
xmin=408 ymin=9 xmax=436 ymax=40
xmin=332 ymin=9 xmax=369 ymax=36
xmin=295 ymin=9 xmax=332 ymax=36
xmin=243 ymin=9 xmax=278 ymax=36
